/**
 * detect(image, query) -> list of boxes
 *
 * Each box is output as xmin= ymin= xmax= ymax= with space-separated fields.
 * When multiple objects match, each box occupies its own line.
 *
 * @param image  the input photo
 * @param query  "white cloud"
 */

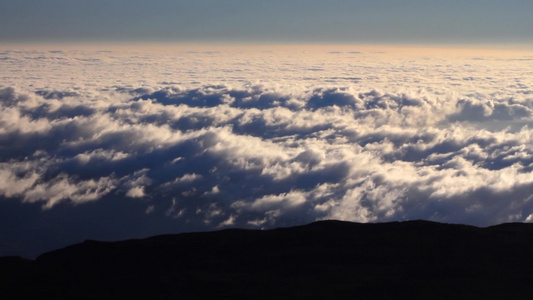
xmin=126 ymin=186 xmax=145 ymax=198
xmin=23 ymin=174 xmax=117 ymax=209
xmin=172 ymin=173 xmax=202 ymax=184
xmin=0 ymin=167 xmax=40 ymax=198
xmin=251 ymin=191 xmax=307 ymax=210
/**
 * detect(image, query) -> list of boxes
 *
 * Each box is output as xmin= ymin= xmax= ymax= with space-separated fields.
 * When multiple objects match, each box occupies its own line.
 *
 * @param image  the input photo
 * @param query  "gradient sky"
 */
xmin=1 ymin=0 xmax=532 ymax=44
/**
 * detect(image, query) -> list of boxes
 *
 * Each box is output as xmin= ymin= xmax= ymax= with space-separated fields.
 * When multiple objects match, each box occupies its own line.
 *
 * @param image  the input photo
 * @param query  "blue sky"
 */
xmin=1 ymin=0 xmax=532 ymax=44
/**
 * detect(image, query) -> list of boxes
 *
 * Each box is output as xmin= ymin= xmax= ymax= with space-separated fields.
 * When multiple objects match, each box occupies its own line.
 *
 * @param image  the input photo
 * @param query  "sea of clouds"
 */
xmin=1 ymin=46 xmax=532 ymax=256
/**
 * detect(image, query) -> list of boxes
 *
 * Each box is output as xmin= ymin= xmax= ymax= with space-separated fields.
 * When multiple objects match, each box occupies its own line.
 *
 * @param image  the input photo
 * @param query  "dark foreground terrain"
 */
xmin=2 ymin=220 xmax=533 ymax=299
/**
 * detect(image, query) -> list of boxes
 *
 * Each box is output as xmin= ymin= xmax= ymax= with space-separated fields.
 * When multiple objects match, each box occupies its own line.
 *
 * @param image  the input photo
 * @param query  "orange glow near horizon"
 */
xmin=1 ymin=41 xmax=532 ymax=58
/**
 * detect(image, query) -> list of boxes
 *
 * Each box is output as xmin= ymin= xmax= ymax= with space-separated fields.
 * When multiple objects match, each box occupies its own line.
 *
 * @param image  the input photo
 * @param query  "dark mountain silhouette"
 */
xmin=2 ymin=220 xmax=533 ymax=299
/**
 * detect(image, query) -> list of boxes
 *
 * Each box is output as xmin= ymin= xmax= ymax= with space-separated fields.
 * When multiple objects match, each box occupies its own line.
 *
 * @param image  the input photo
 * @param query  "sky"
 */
xmin=0 ymin=1 xmax=533 ymax=259
xmin=1 ymin=0 xmax=532 ymax=45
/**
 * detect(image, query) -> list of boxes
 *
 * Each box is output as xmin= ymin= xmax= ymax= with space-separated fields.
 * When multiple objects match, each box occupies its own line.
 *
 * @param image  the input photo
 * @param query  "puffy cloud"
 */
xmin=126 ymin=186 xmax=145 ymax=198
xmin=23 ymin=175 xmax=117 ymax=209
xmin=449 ymin=98 xmax=532 ymax=122
xmin=1 ymin=46 xmax=533 ymax=257
xmin=2 ymin=80 xmax=533 ymax=224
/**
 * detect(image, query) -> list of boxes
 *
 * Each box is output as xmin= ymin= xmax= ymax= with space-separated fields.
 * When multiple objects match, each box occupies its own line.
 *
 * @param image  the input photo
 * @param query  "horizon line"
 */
xmin=2 ymin=41 xmax=532 ymax=57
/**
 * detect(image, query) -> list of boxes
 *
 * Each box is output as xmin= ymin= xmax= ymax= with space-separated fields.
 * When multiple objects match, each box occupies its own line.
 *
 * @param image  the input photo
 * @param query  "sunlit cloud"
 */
xmin=1 ymin=45 xmax=532 ymax=257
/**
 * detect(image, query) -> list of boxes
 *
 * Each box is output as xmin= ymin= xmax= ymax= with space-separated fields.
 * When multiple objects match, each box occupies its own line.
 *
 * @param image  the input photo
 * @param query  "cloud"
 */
xmin=449 ymin=98 xmax=532 ymax=122
xmin=3 ymin=82 xmax=532 ymax=227
xmin=126 ymin=186 xmax=145 ymax=198
xmin=1 ymin=47 xmax=533 ymax=257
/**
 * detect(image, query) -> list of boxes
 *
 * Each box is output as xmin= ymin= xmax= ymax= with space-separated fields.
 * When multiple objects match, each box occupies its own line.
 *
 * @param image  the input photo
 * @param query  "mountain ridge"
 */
xmin=2 ymin=219 xmax=533 ymax=299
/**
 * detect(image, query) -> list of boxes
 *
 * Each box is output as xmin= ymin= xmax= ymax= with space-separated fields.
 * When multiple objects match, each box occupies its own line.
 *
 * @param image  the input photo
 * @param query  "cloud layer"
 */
xmin=1 ymin=46 xmax=532 ymax=256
